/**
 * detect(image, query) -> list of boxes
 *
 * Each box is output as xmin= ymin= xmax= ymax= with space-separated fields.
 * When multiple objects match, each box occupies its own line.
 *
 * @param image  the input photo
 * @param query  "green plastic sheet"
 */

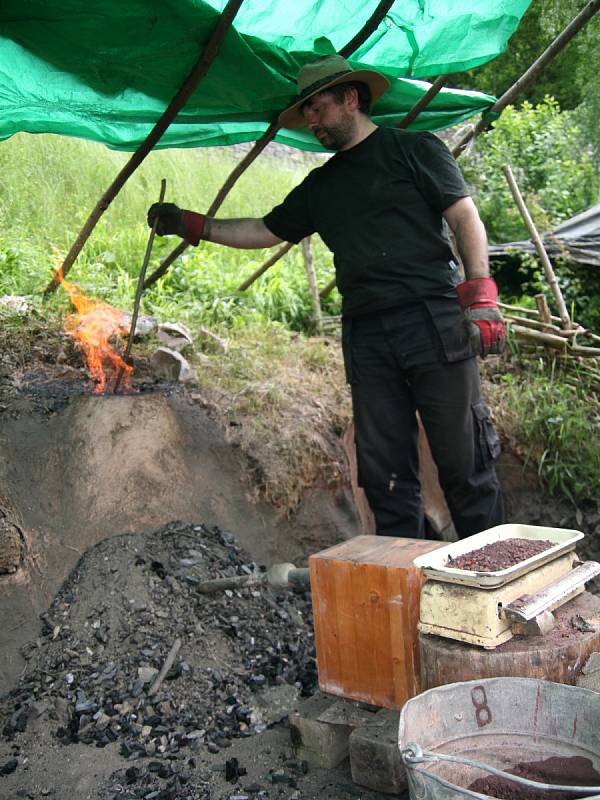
xmin=0 ymin=0 xmax=531 ymax=152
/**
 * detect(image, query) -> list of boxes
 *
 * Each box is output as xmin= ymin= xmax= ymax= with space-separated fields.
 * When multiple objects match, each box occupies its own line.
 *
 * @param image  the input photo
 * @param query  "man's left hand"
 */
xmin=456 ymin=277 xmax=506 ymax=357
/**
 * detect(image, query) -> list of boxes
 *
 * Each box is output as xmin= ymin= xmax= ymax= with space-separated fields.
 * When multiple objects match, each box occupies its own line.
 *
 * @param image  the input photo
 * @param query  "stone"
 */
xmin=138 ymin=667 xmax=159 ymax=684
xmin=150 ymin=347 xmax=197 ymax=384
xmin=0 ymin=520 xmax=22 ymax=574
xmin=157 ymin=322 xmax=194 ymax=352
xmin=289 ymin=693 xmax=359 ymax=769
xmin=349 ymin=709 xmax=407 ymax=795
xmin=249 ymin=684 xmax=299 ymax=727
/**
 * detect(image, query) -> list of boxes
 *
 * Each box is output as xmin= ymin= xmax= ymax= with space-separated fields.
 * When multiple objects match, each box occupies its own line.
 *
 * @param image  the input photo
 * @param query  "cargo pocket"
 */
xmin=472 ymin=399 xmax=502 ymax=468
xmin=341 ymin=319 xmax=355 ymax=385
xmin=424 ymin=297 xmax=476 ymax=363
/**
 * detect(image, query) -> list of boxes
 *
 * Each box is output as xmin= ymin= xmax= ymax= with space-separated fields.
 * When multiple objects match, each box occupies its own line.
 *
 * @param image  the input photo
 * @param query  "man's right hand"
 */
xmin=147 ymin=203 xmax=207 ymax=246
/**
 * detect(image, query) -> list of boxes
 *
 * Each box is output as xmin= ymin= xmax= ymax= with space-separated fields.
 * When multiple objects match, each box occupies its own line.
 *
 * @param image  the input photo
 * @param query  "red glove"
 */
xmin=456 ymin=277 xmax=506 ymax=357
xmin=147 ymin=202 xmax=206 ymax=246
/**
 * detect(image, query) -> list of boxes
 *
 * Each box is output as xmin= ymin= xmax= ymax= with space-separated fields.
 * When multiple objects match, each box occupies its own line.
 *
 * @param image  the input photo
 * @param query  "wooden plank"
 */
xmin=331 ymin=559 xmax=360 ymax=694
xmin=309 ymin=556 xmax=342 ymax=694
xmin=386 ymin=562 xmax=410 ymax=705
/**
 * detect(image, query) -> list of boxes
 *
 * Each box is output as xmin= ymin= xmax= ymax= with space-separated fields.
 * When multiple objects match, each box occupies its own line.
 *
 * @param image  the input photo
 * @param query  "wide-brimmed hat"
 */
xmin=279 ymin=54 xmax=390 ymax=130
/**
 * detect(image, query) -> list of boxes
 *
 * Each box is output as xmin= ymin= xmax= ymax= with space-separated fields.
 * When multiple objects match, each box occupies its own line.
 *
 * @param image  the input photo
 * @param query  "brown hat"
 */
xmin=279 ymin=54 xmax=390 ymax=130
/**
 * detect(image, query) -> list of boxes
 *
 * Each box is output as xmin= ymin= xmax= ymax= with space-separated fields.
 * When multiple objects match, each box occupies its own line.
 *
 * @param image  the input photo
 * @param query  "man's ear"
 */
xmin=344 ymin=85 xmax=360 ymax=112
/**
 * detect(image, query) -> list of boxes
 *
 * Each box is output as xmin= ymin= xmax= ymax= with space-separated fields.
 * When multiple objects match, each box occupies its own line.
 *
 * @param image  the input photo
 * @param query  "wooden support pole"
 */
xmin=397 ymin=76 xmax=448 ymax=129
xmin=338 ymin=0 xmax=396 ymax=58
xmin=45 ymin=0 xmax=245 ymax=294
xmin=453 ymin=0 xmax=600 ymax=157
xmin=509 ymin=324 xmax=568 ymax=351
xmin=144 ymin=120 xmax=281 ymax=289
xmin=502 ymin=164 xmax=571 ymax=329
xmin=146 ymin=0 xmax=398 ymax=291
xmin=320 ymin=276 xmax=337 ymax=300
xmin=301 ymin=237 xmax=323 ymax=335
xmin=535 ymin=293 xmax=551 ymax=324
xmin=236 ymin=242 xmax=294 ymax=292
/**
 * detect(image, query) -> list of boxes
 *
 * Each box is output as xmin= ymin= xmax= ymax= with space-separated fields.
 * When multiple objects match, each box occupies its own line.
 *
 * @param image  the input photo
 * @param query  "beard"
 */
xmin=314 ymin=109 xmax=356 ymax=151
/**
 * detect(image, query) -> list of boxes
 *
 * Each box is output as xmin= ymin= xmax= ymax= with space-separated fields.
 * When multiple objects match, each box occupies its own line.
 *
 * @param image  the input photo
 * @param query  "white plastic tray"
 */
xmin=413 ymin=523 xmax=583 ymax=588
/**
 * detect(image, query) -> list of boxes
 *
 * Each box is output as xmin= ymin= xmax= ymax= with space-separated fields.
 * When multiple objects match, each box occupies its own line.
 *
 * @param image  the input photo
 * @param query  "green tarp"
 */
xmin=0 ymin=0 xmax=531 ymax=152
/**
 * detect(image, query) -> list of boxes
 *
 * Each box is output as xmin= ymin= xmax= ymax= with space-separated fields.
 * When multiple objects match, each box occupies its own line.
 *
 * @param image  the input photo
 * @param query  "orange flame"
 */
xmin=55 ymin=265 xmax=134 ymax=394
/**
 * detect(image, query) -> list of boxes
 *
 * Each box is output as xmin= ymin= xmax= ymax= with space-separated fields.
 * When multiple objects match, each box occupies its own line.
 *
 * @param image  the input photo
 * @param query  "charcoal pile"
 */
xmin=0 ymin=521 xmax=319 ymax=799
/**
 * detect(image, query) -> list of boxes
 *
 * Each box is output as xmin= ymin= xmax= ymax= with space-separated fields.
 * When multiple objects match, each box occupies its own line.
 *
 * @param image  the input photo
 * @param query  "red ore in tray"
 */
xmin=447 ymin=538 xmax=555 ymax=572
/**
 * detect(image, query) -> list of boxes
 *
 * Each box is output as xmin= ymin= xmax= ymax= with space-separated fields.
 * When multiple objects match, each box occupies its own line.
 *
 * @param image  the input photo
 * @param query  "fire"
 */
xmin=54 ymin=265 xmax=133 ymax=393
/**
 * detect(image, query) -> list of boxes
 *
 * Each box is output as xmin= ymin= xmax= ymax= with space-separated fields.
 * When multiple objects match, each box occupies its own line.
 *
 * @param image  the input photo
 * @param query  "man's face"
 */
xmin=301 ymin=89 xmax=356 ymax=151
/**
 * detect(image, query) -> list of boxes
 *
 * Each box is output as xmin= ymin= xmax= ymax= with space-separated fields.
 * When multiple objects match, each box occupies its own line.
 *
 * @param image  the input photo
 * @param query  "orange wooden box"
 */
xmin=309 ymin=535 xmax=445 ymax=709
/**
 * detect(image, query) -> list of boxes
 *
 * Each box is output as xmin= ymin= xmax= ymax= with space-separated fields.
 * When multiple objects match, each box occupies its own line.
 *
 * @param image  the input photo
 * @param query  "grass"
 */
xmin=491 ymin=360 xmax=600 ymax=502
xmin=0 ymin=133 xmax=340 ymax=331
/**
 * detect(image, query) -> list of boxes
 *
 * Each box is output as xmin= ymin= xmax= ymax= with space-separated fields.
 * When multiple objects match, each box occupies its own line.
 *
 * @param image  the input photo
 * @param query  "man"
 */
xmin=148 ymin=54 xmax=505 ymax=539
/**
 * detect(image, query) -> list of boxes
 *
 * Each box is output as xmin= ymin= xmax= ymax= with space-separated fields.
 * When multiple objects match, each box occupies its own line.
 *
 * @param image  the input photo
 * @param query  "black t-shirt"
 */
xmin=263 ymin=127 xmax=470 ymax=317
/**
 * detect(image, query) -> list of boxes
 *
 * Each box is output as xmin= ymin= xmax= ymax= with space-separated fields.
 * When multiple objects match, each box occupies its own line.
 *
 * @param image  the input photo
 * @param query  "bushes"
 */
xmin=462 ymin=98 xmax=599 ymax=244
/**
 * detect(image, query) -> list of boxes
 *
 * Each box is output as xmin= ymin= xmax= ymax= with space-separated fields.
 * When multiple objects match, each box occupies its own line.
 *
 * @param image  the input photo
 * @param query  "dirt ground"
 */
xmin=0 ymin=521 xmax=393 ymax=800
xmin=1 ymin=308 xmax=599 ymax=799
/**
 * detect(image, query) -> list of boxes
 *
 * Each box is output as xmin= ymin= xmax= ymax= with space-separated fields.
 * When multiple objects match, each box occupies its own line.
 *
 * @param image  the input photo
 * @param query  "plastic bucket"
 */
xmin=398 ymin=677 xmax=600 ymax=799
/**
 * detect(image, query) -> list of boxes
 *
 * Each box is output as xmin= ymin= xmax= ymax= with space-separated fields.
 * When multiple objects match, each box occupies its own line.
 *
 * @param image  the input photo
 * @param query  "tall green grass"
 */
xmin=0 ymin=133 xmax=340 ymax=330
xmin=499 ymin=365 xmax=600 ymax=501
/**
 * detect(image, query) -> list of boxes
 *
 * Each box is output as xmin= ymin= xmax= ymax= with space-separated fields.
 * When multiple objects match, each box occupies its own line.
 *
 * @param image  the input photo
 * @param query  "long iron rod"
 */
xmin=45 ymin=0 xmax=245 ymax=294
xmin=114 ymin=179 xmax=166 ymax=394
xmin=144 ymin=0 xmax=398 ymax=290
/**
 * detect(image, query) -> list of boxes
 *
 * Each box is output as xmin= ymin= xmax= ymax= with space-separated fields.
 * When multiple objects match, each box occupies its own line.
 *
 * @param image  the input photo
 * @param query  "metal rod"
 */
xmin=145 ymin=0 xmax=399 ymax=290
xmin=114 ymin=178 xmax=166 ymax=394
xmin=453 ymin=0 xmax=600 ymax=157
xmin=144 ymin=121 xmax=281 ymax=289
xmin=45 ymin=0 xmax=246 ymax=294
xmin=402 ymin=744 xmax=600 ymax=794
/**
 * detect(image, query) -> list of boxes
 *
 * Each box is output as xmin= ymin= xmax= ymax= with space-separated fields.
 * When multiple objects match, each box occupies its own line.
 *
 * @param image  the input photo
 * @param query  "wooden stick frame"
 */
xmin=143 ymin=0 xmax=397 ymax=290
xmin=45 ymin=0 xmax=246 ymax=294
xmin=502 ymin=164 xmax=572 ymax=329
xmin=238 ymin=1 xmax=600 ymax=302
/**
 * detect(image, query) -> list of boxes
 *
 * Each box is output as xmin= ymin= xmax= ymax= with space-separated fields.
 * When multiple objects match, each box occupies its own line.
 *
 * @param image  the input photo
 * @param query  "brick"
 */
xmin=349 ymin=709 xmax=407 ymax=795
xmin=289 ymin=692 xmax=378 ymax=769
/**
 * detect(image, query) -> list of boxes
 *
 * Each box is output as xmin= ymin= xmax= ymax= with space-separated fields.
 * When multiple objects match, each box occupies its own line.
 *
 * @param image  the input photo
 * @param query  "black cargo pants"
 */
xmin=342 ymin=299 xmax=504 ymax=539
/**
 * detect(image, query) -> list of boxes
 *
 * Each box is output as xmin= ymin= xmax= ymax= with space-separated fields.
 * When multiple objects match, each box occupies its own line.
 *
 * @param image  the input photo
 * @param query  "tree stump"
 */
xmin=420 ymin=591 xmax=600 ymax=689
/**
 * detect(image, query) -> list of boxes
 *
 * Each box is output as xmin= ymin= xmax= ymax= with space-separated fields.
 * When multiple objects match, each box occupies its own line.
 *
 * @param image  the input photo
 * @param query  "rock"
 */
xmin=0 ymin=295 xmax=29 ymax=314
xmin=120 ymin=312 xmax=158 ymax=337
xmin=0 ymin=520 xmax=23 ymax=574
xmin=249 ymin=684 xmax=300 ymax=727
xmin=157 ymin=323 xmax=194 ymax=352
xmin=0 ymin=757 xmax=18 ymax=775
xmin=150 ymin=347 xmax=197 ymax=384
xmin=138 ymin=667 xmax=159 ymax=684
xmin=197 ymin=326 xmax=228 ymax=354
